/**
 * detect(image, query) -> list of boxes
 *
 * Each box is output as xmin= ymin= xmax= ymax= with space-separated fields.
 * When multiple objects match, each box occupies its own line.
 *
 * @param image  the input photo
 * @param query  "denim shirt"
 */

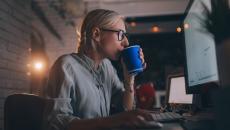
xmin=43 ymin=53 xmax=125 ymax=130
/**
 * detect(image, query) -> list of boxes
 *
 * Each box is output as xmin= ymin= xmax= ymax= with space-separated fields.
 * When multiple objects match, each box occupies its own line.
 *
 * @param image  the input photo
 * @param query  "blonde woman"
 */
xmin=44 ymin=9 xmax=156 ymax=130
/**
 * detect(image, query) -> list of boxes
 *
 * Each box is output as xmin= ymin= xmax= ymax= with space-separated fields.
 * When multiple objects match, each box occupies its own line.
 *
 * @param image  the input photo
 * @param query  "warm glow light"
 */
xmin=130 ymin=22 xmax=136 ymax=27
xmin=34 ymin=61 xmax=43 ymax=71
xmin=184 ymin=23 xmax=189 ymax=29
xmin=27 ymin=63 xmax=31 ymax=67
xmin=27 ymin=72 xmax=31 ymax=76
xmin=152 ymin=26 xmax=159 ymax=32
xmin=176 ymin=27 xmax=182 ymax=33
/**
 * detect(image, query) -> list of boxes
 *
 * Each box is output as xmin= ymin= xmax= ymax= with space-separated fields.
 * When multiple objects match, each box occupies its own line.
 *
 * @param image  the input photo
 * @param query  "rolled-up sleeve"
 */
xmin=43 ymin=56 xmax=78 ymax=130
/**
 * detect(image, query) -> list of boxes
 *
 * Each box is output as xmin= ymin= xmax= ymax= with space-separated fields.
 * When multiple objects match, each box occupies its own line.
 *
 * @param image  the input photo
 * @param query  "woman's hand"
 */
xmin=121 ymin=48 xmax=146 ymax=91
xmin=121 ymin=57 xmax=135 ymax=90
xmin=114 ymin=109 xmax=154 ymax=128
xmin=140 ymin=48 xmax=147 ymax=69
xmin=121 ymin=48 xmax=146 ymax=110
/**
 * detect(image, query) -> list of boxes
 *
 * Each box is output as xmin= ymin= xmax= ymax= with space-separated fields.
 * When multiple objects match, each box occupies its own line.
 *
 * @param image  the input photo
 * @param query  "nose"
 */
xmin=121 ymin=36 xmax=129 ymax=47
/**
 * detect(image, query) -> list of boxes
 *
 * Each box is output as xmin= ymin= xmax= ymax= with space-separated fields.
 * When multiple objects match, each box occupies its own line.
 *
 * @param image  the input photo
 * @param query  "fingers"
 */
xmin=139 ymin=48 xmax=144 ymax=63
xmin=141 ymin=111 xmax=154 ymax=121
xmin=139 ymin=48 xmax=146 ymax=69
xmin=119 ymin=109 xmax=155 ymax=129
xmin=122 ymin=115 xmax=146 ymax=128
xmin=133 ymin=115 xmax=146 ymax=128
xmin=135 ymin=109 xmax=154 ymax=121
xmin=143 ymin=62 xmax=147 ymax=69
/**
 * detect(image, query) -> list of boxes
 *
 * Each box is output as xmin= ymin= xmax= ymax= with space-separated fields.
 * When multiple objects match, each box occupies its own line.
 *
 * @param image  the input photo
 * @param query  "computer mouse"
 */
xmin=136 ymin=121 xmax=163 ymax=129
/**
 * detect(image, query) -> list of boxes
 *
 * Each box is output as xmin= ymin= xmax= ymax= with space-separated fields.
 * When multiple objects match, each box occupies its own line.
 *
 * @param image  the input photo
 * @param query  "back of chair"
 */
xmin=4 ymin=93 xmax=46 ymax=130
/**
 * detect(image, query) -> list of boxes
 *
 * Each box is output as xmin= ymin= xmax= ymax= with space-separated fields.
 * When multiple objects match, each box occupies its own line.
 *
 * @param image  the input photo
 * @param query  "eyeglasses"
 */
xmin=100 ymin=28 xmax=128 ymax=41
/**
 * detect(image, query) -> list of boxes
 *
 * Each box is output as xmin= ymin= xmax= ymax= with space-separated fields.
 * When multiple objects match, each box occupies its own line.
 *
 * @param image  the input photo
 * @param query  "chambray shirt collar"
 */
xmin=79 ymin=53 xmax=103 ymax=73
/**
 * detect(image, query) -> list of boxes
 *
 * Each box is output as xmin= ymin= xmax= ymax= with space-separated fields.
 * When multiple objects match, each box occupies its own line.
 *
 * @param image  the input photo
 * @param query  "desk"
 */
xmin=112 ymin=122 xmax=184 ymax=130
xmin=161 ymin=122 xmax=184 ymax=130
xmin=131 ymin=123 xmax=184 ymax=130
xmin=113 ymin=112 xmax=215 ymax=130
xmin=113 ymin=120 xmax=216 ymax=130
xmin=140 ymin=119 xmax=214 ymax=130
xmin=181 ymin=111 xmax=216 ymax=130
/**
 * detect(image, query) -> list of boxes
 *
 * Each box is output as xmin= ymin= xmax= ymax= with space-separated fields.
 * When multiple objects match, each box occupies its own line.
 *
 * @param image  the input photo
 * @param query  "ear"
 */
xmin=92 ymin=27 xmax=101 ymax=42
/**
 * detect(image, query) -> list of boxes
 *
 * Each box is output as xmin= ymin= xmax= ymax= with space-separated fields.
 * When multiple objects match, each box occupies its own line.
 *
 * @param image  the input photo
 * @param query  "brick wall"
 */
xmin=32 ymin=1 xmax=78 ymax=68
xmin=0 ymin=0 xmax=78 ymax=129
xmin=31 ymin=1 xmax=78 ymax=95
xmin=0 ymin=0 xmax=31 ymax=129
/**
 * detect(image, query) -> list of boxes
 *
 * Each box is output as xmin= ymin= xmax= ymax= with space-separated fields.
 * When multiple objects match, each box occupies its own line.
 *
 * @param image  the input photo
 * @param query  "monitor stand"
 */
xmin=191 ymin=86 xmax=219 ymax=114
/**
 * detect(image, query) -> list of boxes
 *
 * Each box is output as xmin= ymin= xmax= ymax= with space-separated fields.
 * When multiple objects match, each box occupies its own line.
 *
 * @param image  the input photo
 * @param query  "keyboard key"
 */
xmin=151 ymin=112 xmax=183 ymax=122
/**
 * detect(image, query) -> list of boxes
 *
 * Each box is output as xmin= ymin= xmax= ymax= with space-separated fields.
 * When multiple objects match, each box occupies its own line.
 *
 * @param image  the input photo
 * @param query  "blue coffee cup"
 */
xmin=122 ymin=45 xmax=144 ymax=75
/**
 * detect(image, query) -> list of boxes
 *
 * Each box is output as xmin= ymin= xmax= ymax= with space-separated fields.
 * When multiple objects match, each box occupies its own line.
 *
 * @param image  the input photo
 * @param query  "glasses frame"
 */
xmin=100 ymin=28 xmax=128 ymax=41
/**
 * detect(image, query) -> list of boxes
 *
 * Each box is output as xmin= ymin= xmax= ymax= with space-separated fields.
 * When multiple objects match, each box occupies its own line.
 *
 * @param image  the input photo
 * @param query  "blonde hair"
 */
xmin=76 ymin=9 xmax=124 ymax=53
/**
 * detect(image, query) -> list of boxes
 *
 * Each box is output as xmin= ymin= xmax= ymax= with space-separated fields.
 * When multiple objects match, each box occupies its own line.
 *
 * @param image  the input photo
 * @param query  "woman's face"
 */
xmin=98 ymin=18 xmax=129 ymax=60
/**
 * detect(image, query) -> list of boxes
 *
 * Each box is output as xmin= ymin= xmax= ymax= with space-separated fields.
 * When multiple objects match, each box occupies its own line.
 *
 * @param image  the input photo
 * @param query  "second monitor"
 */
xmin=167 ymin=75 xmax=193 ymax=104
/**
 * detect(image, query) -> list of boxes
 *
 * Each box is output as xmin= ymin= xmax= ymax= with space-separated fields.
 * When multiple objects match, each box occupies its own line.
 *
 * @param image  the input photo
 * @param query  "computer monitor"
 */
xmin=167 ymin=75 xmax=193 ymax=104
xmin=183 ymin=0 xmax=220 ymax=94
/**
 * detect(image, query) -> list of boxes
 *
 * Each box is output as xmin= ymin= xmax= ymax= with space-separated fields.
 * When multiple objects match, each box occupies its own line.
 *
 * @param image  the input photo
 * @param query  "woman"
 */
xmin=44 ymin=9 xmax=154 ymax=130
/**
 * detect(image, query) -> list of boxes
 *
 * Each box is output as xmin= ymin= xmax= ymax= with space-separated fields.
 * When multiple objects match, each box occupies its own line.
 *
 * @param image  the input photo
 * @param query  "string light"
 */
xmin=152 ymin=26 xmax=159 ymax=33
xmin=130 ymin=22 xmax=136 ymax=27
xmin=27 ymin=63 xmax=31 ymax=68
xmin=184 ymin=23 xmax=189 ymax=29
xmin=176 ymin=27 xmax=182 ymax=33
xmin=33 ymin=61 xmax=44 ymax=71
xmin=27 ymin=72 xmax=31 ymax=76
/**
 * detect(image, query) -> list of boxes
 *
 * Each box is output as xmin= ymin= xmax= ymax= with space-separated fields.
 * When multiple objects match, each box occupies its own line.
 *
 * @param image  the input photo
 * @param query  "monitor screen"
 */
xmin=183 ymin=0 xmax=219 ymax=93
xmin=168 ymin=76 xmax=193 ymax=104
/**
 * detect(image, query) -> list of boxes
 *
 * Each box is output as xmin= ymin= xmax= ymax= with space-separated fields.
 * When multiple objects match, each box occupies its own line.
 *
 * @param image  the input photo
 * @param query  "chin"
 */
xmin=109 ymin=56 xmax=118 ymax=61
xmin=108 ymin=55 xmax=119 ymax=61
xmin=107 ymin=51 xmax=121 ymax=61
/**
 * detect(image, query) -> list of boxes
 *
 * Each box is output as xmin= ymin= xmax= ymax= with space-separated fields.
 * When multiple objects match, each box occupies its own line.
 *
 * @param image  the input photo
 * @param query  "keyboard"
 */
xmin=150 ymin=112 xmax=183 ymax=122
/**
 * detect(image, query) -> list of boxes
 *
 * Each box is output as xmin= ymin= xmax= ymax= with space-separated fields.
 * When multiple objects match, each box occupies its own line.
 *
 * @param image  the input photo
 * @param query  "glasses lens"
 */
xmin=118 ymin=30 xmax=124 ymax=41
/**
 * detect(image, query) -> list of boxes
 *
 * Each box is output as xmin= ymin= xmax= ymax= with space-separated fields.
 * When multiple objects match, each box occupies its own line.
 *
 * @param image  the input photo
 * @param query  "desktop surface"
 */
xmin=112 ymin=122 xmax=183 ymax=130
xmin=161 ymin=122 xmax=184 ymax=130
xmin=133 ymin=122 xmax=184 ymax=130
xmin=112 ymin=109 xmax=216 ymax=130
xmin=112 ymin=114 xmax=215 ymax=130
